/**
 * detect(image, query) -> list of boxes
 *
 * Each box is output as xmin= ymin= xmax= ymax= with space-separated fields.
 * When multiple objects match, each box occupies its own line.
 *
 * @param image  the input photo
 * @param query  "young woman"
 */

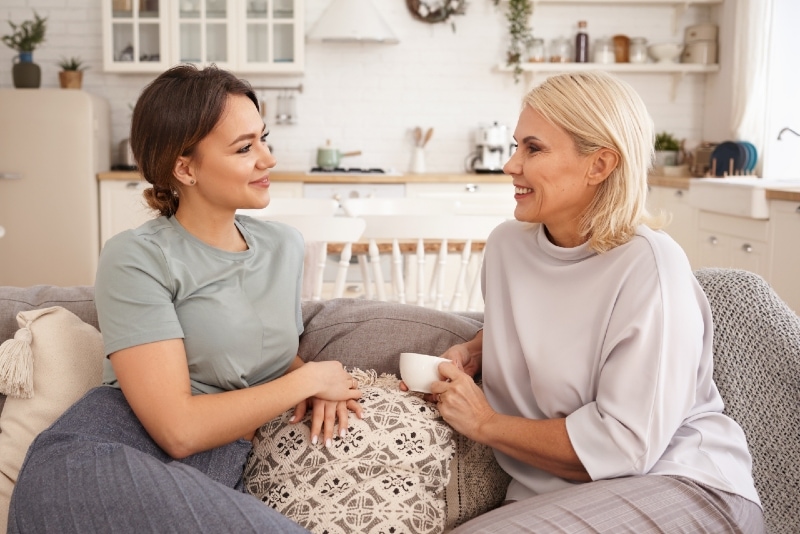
xmin=426 ymin=72 xmax=765 ymax=533
xmin=9 ymin=65 xmax=361 ymax=533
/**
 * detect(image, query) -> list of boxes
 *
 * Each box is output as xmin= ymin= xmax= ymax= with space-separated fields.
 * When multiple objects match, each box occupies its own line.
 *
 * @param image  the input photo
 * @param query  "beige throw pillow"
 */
xmin=244 ymin=369 xmax=509 ymax=533
xmin=0 ymin=307 xmax=104 ymax=532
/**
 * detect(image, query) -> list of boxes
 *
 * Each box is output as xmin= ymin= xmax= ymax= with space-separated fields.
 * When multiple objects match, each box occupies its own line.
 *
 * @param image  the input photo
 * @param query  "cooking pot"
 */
xmin=317 ymin=140 xmax=362 ymax=170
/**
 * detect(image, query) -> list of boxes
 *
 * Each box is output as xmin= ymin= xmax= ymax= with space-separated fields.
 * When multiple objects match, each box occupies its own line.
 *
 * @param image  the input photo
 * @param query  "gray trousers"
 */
xmin=451 ymin=474 xmax=765 ymax=534
xmin=7 ymin=387 xmax=310 ymax=534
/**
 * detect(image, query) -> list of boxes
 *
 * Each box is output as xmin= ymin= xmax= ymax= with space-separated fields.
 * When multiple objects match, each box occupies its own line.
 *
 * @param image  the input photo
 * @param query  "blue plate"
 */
xmin=739 ymin=141 xmax=758 ymax=173
xmin=711 ymin=141 xmax=746 ymax=176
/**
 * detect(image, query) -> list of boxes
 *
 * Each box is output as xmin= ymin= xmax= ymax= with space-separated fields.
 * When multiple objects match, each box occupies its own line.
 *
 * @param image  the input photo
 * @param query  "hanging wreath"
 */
xmin=406 ymin=0 xmax=467 ymax=25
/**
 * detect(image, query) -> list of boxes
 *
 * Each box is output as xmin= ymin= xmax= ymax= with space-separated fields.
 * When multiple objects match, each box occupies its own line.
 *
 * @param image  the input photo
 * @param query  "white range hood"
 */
xmin=306 ymin=0 xmax=399 ymax=44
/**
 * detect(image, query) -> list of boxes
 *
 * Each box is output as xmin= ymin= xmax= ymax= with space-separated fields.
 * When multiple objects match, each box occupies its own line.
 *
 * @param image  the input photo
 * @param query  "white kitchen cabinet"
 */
xmin=405 ymin=182 xmax=515 ymax=216
xmin=694 ymin=211 xmax=770 ymax=279
xmin=647 ymin=185 xmax=698 ymax=268
xmin=103 ymin=0 xmax=304 ymax=74
xmin=103 ymin=1 xmax=171 ymax=73
xmin=99 ymin=179 xmax=303 ymax=247
xmin=99 ymin=180 xmax=155 ymax=246
xmin=768 ymin=199 xmax=800 ymax=313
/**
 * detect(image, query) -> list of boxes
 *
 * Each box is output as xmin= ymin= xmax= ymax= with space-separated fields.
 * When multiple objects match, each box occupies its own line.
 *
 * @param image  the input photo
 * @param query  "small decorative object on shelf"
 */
xmin=406 ymin=0 xmax=467 ymax=30
xmin=493 ymin=0 xmax=535 ymax=83
xmin=2 ymin=10 xmax=47 ymax=89
xmin=574 ymin=20 xmax=589 ymax=63
xmin=57 ymin=56 xmax=88 ymax=89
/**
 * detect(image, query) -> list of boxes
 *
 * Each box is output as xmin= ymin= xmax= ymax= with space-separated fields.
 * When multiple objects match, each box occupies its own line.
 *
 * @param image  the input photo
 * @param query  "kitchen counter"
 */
xmin=96 ymin=171 xmax=510 ymax=184
xmin=766 ymin=188 xmax=800 ymax=202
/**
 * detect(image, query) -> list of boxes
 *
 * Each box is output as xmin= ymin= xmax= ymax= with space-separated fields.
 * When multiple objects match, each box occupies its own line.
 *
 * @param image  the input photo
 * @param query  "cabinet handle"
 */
xmin=0 ymin=172 xmax=21 ymax=180
xmin=708 ymin=236 xmax=718 ymax=245
xmin=795 ymin=205 xmax=800 ymax=214
xmin=465 ymin=184 xmax=479 ymax=193
xmin=125 ymin=181 xmax=141 ymax=189
xmin=741 ymin=243 xmax=753 ymax=253
xmin=674 ymin=190 xmax=684 ymax=198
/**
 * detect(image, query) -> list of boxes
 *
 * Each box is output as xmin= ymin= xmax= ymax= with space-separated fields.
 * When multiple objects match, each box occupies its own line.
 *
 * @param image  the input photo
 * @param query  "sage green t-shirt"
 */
xmin=95 ymin=215 xmax=304 ymax=394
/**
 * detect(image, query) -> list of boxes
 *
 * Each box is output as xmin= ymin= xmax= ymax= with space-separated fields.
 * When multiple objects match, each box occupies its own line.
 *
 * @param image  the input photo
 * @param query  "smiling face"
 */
xmin=504 ymin=105 xmax=607 ymax=248
xmin=175 ymin=94 xmax=275 ymax=220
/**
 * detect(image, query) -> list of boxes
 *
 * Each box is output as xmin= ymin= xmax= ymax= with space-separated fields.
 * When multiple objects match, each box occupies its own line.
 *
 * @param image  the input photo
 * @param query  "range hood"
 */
xmin=306 ymin=0 xmax=399 ymax=44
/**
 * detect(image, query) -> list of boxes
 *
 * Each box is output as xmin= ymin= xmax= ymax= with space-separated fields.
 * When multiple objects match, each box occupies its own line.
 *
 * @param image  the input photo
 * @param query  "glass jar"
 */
xmin=629 ymin=37 xmax=648 ymax=64
xmin=549 ymin=37 xmax=572 ymax=63
xmin=527 ymin=38 xmax=546 ymax=63
xmin=593 ymin=38 xmax=614 ymax=64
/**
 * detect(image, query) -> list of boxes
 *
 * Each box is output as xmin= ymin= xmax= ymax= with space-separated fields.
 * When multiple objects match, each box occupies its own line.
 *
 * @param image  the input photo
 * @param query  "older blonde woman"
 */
xmin=427 ymin=72 xmax=765 ymax=532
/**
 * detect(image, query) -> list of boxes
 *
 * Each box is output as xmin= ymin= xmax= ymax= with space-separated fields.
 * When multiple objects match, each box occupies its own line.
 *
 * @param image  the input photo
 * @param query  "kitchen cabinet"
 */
xmin=405 ymin=182 xmax=515 ymax=216
xmin=99 ymin=180 xmax=155 ymax=246
xmin=102 ymin=1 xmax=171 ymax=73
xmin=103 ymin=0 xmax=304 ymax=73
xmin=98 ymin=178 xmax=303 ymax=247
xmin=647 ymin=184 xmax=697 ymax=268
xmin=695 ymin=211 xmax=770 ymax=280
xmin=768 ymin=199 xmax=800 ymax=313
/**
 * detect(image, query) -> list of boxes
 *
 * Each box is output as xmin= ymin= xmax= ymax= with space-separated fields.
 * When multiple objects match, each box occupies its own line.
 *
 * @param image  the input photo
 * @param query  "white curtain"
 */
xmin=729 ymin=0 xmax=773 ymax=174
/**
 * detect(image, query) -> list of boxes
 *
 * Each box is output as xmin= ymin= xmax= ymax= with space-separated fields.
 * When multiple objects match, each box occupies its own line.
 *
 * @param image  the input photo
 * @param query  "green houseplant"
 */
xmin=57 ymin=56 xmax=88 ymax=89
xmin=493 ymin=0 xmax=534 ymax=83
xmin=2 ymin=10 xmax=47 ymax=88
xmin=654 ymin=131 xmax=681 ymax=168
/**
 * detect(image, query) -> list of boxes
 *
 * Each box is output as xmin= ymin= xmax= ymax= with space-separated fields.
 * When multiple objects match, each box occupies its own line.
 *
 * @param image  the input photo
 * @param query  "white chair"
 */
xmin=237 ymin=197 xmax=339 ymax=217
xmin=341 ymin=197 xmax=458 ymax=217
xmin=358 ymin=214 xmax=506 ymax=311
xmin=247 ymin=214 xmax=366 ymax=301
xmin=341 ymin=197 xmax=461 ymax=299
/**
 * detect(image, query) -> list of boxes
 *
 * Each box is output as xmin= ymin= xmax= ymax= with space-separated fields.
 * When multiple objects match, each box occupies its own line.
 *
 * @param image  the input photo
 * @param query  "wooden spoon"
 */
xmin=413 ymin=127 xmax=423 ymax=147
xmin=422 ymin=127 xmax=434 ymax=147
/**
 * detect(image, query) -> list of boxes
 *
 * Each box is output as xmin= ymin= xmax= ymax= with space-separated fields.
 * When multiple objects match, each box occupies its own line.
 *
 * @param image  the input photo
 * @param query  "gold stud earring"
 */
xmin=189 ymin=179 xmax=196 ymax=185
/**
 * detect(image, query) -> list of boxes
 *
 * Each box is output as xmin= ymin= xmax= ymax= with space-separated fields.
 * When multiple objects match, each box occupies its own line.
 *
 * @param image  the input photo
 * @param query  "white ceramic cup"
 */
xmin=399 ymin=352 xmax=450 ymax=393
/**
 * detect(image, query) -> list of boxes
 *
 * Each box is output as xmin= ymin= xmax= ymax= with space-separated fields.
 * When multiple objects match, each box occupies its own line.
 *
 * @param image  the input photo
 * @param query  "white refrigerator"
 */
xmin=0 ymin=89 xmax=110 ymax=286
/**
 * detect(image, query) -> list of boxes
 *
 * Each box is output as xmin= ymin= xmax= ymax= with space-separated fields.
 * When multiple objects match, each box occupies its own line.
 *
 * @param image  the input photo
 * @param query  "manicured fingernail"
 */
xmin=312 ymin=435 xmax=318 ymax=445
xmin=340 ymin=429 xmax=346 ymax=438
xmin=289 ymin=416 xmax=296 ymax=423
xmin=325 ymin=438 xmax=332 ymax=448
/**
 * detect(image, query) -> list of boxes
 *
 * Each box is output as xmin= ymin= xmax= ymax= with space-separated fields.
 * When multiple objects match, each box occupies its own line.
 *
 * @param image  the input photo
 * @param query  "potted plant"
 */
xmin=493 ymin=0 xmax=534 ymax=83
xmin=654 ymin=131 xmax=681 ymax=167
xmin=2 ymin=10 xmax=47 ymax=88
xmin=57 ymin=56 xmax=88 ymax=89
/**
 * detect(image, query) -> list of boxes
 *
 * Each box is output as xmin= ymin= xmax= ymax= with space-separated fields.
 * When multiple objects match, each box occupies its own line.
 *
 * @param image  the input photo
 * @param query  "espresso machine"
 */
xmin=467 ymin=122 xmax=513 ymax=173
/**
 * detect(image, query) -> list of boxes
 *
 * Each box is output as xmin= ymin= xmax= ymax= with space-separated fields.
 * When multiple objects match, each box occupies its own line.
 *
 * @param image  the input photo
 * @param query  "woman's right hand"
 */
xmin=439 ymin=343 xmax=480 ymax=378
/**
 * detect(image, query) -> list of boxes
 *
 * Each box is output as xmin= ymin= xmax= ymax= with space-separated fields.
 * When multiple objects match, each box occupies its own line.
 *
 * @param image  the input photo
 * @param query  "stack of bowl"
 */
xmin=681 ymin=23 xmax=718 ymax=65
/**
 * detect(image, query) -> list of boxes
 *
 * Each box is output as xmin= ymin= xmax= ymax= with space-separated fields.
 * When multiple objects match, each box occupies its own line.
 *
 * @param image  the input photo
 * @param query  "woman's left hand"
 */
xmin=429 ymin=361 xmax=496 ymax=441
xmin=290 ymin=398 xmax=363 ymax=447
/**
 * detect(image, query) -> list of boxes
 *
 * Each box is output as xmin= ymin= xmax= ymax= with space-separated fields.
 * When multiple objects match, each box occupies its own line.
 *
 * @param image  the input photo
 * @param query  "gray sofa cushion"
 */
xmin=0 ymin=285 xmax=98 ymax=343
xmin=298 ymin=299 xmax=483 ymax=376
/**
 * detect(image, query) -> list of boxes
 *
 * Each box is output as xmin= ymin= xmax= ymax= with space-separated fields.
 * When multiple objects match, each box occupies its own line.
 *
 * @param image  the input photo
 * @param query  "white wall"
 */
xmin=1 ymin=0 xmax=718 ymax=173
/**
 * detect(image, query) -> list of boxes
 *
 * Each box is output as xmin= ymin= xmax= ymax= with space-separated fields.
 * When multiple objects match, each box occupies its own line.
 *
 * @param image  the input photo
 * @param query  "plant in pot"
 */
xmin=57 ymin=56 xmax=88 ymax=89
xmin=2 ymin=10 xmax=47 ymax=89
xmin=654 ymin=131 xmax=681 ymax=167
xmin=492 ymin=0 xmax=534 ymax=83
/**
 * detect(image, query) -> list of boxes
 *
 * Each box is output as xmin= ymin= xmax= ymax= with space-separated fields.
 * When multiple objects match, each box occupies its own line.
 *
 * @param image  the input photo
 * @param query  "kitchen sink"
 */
xmin=688 ymin=177 xmax=800 ymax=219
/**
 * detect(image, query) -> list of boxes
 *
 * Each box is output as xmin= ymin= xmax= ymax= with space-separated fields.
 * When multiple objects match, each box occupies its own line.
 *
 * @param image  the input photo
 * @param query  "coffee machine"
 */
xmin=468 ymin=122 xmax=513 ymax=173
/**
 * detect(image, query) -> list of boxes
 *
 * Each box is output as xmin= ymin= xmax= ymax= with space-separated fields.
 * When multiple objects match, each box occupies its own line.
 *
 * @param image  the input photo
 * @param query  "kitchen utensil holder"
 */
xmin=410 ymin=147 xmax=426 ymax=174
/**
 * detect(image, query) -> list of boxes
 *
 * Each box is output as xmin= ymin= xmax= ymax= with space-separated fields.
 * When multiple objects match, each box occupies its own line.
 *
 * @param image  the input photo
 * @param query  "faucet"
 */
xmin=777 ymin=127 xmax=800 ymax=140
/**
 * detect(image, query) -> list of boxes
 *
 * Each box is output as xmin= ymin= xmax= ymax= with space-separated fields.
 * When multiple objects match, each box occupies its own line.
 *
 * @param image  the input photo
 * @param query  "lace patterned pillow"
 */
xmin=243 ymin=368 xmax=508 ymax=533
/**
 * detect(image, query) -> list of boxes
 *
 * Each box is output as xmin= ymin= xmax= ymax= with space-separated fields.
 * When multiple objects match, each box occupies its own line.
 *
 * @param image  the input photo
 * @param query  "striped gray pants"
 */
xmin=7 ymin=387 xmax=309 ymax=533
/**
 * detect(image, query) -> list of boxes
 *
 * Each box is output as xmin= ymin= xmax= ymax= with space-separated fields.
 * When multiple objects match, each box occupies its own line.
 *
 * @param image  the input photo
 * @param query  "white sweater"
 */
xmin=481 ymin=221 xmax=761 ymax=505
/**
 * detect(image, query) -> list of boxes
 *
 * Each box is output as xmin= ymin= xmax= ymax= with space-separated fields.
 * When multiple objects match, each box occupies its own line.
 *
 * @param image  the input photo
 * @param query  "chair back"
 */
xmin=358 ymin=214 xmax=505 ymax=311
xmin=255 ymin=214 xmax=366 ymax=301
xmin=694 ymin=267 xmax=800 ymax=534
xmin=238 ymin=197 xmax=339 ymax=217
xmin=341 ymin=197 xmax=458 ymax=217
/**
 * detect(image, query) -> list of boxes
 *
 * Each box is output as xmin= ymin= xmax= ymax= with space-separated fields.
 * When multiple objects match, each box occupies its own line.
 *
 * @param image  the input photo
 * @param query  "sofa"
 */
xmin=0 ymin=267 xmax=798 ymax=533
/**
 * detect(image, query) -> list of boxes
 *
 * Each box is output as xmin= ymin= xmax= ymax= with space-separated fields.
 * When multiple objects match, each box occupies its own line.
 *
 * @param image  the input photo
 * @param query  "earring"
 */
xmin=189 ymin=179 xmax=196 ymax=185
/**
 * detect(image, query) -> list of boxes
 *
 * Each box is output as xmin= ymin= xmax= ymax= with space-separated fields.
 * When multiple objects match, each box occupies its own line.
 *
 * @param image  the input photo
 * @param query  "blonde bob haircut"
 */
xmin=523 ymin=71 xmax=664 ymax=253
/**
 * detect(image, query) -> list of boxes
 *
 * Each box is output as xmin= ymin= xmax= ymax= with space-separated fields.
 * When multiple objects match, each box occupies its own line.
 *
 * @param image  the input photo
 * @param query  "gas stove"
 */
xmin=307 ymin=167 xmax=403 ymax=176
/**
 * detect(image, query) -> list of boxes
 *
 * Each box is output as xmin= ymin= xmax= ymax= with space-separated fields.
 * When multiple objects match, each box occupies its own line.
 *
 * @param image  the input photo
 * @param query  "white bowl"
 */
xmin=648 ymin=43 xmax=684 ymax=63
